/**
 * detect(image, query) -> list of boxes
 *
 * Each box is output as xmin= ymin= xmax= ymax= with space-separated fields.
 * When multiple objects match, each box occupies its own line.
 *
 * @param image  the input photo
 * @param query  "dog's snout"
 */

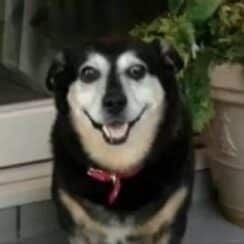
xmin=103 ymin=92 xmax=127 ymax=115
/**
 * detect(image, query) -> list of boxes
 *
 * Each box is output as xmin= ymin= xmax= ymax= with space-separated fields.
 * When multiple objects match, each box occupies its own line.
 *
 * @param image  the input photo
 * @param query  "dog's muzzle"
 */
xmin=84 ymin=106 xmax=147 ymax=145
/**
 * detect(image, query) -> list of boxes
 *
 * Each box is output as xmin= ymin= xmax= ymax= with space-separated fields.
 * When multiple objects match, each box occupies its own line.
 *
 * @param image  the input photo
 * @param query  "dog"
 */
xmin=46 ymin=39 xmax=194 ymax=244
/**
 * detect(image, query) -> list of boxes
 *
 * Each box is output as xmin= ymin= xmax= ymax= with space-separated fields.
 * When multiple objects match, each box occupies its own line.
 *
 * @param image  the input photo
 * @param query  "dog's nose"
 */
xmin=103 ymin=92 xmax=127 ymax=115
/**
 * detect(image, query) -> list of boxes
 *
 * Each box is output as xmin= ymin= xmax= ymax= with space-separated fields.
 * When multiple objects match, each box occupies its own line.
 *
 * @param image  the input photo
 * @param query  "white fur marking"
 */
xmin=68 ymin=51 xmax=166 ymax=172
xmin=68 ymin=53 xmax=110 ymax=124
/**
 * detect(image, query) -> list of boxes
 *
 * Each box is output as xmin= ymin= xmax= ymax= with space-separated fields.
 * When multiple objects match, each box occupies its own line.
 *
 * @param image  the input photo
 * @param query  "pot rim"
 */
xmin=209 ymin=157 xmax=244 ymax=170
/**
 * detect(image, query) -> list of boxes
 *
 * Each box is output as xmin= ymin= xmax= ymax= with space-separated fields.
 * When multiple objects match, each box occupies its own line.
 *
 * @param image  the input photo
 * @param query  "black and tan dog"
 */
xmin=47 ymin=39 xmax=194 ymax=244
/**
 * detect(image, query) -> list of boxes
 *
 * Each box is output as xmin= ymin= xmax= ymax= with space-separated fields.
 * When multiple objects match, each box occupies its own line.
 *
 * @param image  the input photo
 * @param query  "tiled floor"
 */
xmin=2 ymin=171 xmax=244 ymax=244
xmin=183 ymin=199 xmax=244 ymax=244
xmin=6 ymin=197 xmax=244 ymax=244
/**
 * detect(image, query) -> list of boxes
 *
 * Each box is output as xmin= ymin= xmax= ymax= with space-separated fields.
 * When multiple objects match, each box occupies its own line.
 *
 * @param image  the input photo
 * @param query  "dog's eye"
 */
xmin=127 ymin=64 xmax=146 ymax=80
xmin=80 ymin=66 xmax=100 ymax=83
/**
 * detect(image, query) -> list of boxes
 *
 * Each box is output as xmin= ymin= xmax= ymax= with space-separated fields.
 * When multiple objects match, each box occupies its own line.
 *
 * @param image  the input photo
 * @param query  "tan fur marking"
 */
xmin=156 ymin=233 xmax=171 ymax=244
xmin=70 ymin=105 xmax=163 ymax=172
xmin=59 ymin=187 xmax=187 ymax=243
xmin=135 ymin=187 xmax=187 ymax=235
xmin=69 ymin=237 xmax=86 ymax=244
xmin=59 ymin=190 xmax=109 ymax=235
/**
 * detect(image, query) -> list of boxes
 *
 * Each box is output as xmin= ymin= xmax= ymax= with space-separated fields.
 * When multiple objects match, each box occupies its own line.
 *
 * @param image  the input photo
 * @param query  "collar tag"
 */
xmin=87 ymin=168 xmax=122 ymax=205
xmin=87 ymin=166 xmax=141 ymax=205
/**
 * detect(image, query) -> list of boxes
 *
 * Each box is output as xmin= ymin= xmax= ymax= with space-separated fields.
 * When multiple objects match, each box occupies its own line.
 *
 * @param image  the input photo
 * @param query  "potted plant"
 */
xmin=131 ymin=0 xmax=244 ymax=227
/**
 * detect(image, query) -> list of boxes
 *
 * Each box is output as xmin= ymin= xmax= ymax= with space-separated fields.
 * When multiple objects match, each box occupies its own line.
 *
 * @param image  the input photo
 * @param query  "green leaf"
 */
xmin=130 ymin=0 xmax=244 ymax=132
xmin=130 ymin=15 xmax=196 ymax=67
xmin=185 ymin=0 xmax=224 ymax=24
xmin=180 ymin=51 xmax=214 ymax=132
xmin=169 ymin=0 xmax=185 ymax=14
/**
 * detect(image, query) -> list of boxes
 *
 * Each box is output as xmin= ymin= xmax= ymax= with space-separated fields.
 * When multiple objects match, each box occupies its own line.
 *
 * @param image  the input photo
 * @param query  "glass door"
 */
xmin=0 ymin=1 xmax=55 ymax=168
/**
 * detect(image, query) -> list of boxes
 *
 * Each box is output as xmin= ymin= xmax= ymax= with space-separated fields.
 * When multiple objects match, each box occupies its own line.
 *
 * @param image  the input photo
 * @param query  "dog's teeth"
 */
xmin=102 ymin=125 xmax=111 ymax=140
xmin=103 ymin=124 xmax=128 ymax=141
xmin=109 ymin=124 xmax=128 ymax=139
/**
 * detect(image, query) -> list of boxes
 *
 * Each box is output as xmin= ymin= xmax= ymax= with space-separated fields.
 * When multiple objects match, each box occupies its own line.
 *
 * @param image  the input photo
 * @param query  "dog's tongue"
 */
xmin=102 ymin=123 xmax=128 ymax=141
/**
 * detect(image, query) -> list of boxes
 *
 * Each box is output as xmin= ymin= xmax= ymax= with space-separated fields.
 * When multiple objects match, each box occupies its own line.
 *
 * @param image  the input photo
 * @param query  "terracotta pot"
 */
xmin=206 ymin=63 xmax=244 ymax=228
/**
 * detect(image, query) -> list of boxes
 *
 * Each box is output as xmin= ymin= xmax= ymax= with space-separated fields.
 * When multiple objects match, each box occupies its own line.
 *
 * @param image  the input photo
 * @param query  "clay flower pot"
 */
xmin=206 ymin=63 xmax=244 ymax=228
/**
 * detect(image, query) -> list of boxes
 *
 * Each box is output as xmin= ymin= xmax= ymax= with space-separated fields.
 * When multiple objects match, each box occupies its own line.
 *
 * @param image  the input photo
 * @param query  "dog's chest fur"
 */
xmin=59 ymin=187 xmax=187 ymax=244
xmin=48 ymin=40 xmax=194 ymax=244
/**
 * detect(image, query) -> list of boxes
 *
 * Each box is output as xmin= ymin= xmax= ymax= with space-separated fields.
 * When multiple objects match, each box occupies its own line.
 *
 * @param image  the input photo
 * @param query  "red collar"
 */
xmin=87 ymin=166 xmax=141 ymax=205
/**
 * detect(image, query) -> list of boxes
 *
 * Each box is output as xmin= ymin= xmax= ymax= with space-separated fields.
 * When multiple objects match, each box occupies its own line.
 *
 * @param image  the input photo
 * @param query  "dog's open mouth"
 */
xmin=102 ymin=123 xmax=129 ymax=144
xmin=84 ymin=107 xmax=147 ymax=145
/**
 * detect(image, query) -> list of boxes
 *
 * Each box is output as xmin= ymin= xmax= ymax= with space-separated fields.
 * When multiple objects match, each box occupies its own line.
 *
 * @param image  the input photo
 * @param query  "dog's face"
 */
xmin=47 ymin=40 xmax=181 ymax=172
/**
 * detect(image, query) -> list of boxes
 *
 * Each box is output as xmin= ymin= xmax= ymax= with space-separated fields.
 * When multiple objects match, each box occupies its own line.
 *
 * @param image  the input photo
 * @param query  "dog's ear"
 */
xmin=46 ymin=52 xmax=66 ymax=91
xmin=151 ymin=39 xmax=183 ymax=72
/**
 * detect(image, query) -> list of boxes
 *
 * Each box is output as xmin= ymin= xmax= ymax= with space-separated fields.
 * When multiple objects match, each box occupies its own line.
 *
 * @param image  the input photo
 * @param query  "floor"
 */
xmin=6 ymin=196 xmax=244 ymax=244
xmin=0 ymin=170 xmax=243 ymax=244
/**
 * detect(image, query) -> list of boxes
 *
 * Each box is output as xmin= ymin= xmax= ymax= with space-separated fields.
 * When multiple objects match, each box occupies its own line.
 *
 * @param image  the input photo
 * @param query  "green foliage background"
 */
xmin=131 ymin=0 xmax=244 ymax=132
